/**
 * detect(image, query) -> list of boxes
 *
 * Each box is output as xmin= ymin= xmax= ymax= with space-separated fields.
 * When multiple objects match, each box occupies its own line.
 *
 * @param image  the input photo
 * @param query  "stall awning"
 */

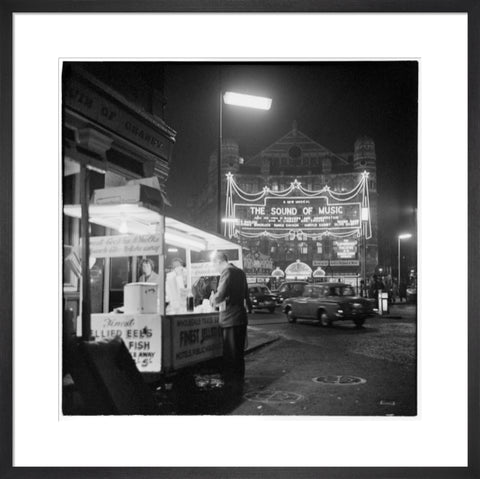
xmin=63 ymin=203 xmax=241 ymax=252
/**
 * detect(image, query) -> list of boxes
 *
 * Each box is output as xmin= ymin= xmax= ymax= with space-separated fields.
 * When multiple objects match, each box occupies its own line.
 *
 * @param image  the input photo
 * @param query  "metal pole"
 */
xmin=398 ymin=236 xmax=401 ymax=289
xmin=157 ymin=216 xmax=166 ymax=316
xmin=80 ymin=162 xmax=91 ymax=341
xmin=363 ymin=226 xmax=367 ymax=286
xmin=217 ymin=88 xmax=223 ymax=234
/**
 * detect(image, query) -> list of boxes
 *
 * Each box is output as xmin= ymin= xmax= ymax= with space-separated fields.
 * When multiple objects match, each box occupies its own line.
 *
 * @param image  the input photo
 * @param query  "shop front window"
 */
xmin=109 ymin=257 xmax=132 ymax=310
xmin=90 ymin=258 xmax=105 ymax=313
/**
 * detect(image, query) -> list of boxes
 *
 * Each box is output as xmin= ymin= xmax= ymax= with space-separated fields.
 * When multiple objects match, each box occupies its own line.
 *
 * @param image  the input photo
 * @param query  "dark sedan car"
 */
xmin=282 ymin=282 xmax=375 ymax=327
xmin=274 ymin=281 xmax=308 ymax=305
xmin=248 ymin=284 xmax=278 ymax=313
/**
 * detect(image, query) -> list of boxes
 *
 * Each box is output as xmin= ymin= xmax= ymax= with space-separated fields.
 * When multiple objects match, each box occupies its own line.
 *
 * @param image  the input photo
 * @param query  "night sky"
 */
xmin=163 ymin=62 xmax=418 ymax=265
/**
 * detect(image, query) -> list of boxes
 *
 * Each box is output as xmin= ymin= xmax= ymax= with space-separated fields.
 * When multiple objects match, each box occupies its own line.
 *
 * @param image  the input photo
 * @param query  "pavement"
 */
xmin=379 ymin=302 xmax=417 ymax=320
xmin=245 ymin=324 xmax=280 ymax=354
xmin=64 ymin=302 xmax=417 ymax=415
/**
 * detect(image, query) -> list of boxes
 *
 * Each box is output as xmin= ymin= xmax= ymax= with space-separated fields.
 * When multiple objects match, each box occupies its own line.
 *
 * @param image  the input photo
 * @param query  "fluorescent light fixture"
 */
xmin=119 ymin=219 xmax=128 ymax=234
xmin=398 ymin=233 xmax=412 ymax=240
xmin=223 ymin=91 xmax=272 ymax=110
xmin=164 ymin=231 xmax=206 ymax=251
xmin=168 ymin=247 xmax=179 ymax=253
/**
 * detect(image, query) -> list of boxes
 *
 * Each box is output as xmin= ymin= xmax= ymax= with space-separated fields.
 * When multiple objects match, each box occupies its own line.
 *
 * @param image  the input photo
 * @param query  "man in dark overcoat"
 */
xmin=212 ymin=252 xmax=252 ymax=387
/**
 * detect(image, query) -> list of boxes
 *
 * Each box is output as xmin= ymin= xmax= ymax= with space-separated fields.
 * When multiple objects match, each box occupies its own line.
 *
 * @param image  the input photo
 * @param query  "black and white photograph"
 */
xmin=62 ymin=61 xmax=418 ymax=416
xmin=4 ymin=7 xmax=477 ymax=476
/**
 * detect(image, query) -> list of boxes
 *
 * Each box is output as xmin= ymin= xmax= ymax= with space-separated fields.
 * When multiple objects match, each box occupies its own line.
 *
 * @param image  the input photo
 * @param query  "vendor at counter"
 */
xmin=166 ymin=257 xmax=188 ymax=314
xmin=138 ymin=258 xmax=161 ymax=283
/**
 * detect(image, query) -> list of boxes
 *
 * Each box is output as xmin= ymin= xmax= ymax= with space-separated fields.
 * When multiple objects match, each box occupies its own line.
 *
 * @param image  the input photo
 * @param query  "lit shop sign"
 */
xmin=333 ymin=239 xmax=358 ymax=259
xmin=313 ymin=259 xmax=360 ymax=267
xmin=234 ymin=197 xmax=361 ymax=231
xmin=330 ymin=260 xmax=360 ymax=266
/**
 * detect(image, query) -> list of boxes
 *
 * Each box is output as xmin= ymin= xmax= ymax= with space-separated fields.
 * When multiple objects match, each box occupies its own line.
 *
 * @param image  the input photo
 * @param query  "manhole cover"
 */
xmin=244 ymin=389 xmax=303 ymax=404
xmin=312 ymin=375 xmax=367 ymax=385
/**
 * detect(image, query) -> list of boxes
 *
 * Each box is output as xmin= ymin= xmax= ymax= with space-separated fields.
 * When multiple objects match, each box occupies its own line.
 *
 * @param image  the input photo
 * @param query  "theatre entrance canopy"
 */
xmin=285 ymin=260 xmax=312 ymax=280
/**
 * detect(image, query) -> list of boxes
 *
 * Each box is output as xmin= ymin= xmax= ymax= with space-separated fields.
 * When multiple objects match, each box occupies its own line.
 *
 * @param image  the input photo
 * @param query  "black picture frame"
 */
xmin=1 ymin=1 xmax=478 ymax=478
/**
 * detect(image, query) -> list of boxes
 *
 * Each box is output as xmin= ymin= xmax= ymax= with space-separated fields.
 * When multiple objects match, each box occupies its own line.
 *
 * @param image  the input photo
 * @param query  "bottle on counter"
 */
xmin=186 ymin=290 xmax=194 ymax=312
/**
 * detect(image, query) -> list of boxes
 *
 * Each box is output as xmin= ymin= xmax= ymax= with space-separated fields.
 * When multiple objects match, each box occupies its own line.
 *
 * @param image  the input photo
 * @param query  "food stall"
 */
xmin=64 ymin=181 xmax=243 ymax=380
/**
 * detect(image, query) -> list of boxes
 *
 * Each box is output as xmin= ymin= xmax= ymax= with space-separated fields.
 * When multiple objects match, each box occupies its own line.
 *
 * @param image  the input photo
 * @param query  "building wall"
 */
xmin=62 ymin=63 xmax=176 ymax=313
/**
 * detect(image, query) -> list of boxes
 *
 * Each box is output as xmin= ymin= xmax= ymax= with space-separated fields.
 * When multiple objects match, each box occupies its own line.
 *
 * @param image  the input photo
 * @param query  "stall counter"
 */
xmin=91 ymin=311 xmax=223 ymax=375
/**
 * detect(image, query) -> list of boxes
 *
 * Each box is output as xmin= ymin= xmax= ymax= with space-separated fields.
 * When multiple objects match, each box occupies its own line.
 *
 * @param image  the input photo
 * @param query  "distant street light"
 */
xmin=217 ymin=88 xmax=272 ymax=233
xmin=398 ymin=233 xmax=412 ymax=287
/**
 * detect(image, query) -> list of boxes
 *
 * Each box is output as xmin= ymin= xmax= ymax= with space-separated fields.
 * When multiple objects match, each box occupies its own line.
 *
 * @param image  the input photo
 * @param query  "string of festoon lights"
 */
xmin=224 ymin=171 xmax=372 ymax=241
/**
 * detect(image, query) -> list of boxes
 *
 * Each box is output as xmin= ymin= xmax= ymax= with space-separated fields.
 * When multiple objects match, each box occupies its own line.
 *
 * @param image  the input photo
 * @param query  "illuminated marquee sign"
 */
xmin=234 ymin=196 xmax=361 ymax=231
xmin=333 ymin=239 xmax=358 ymax=259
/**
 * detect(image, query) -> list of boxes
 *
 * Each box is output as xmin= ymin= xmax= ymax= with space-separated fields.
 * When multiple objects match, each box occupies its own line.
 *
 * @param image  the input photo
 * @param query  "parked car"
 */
xmin=282 ymin=282 xmax=375 ymax=328
xmin=248 ymin=284 xmax=278 ymax=313
xmin=274 ymin=281 xmax=308 ymax=305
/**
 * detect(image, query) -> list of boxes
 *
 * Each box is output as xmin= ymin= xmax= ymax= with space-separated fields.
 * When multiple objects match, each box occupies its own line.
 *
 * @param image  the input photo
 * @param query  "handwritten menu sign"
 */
xmin=91 ymin=313 xmax=161 ymax=372
xmin=89 ymin=234 xmax=162 ymax=258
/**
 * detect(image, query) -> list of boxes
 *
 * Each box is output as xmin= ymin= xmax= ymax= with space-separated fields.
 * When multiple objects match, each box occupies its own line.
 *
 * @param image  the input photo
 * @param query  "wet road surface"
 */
xmin=153 ymin=303 xmax=417 ymax=416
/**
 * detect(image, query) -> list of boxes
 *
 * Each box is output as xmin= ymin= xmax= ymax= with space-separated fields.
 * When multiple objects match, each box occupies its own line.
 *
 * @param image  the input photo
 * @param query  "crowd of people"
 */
xmin=360 ymin=274 xmax=412 ymax=305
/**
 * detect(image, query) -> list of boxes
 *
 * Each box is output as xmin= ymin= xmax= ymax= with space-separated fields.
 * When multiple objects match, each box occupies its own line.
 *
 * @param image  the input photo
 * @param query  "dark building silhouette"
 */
xmin=62 ymin=63 xmax=176 ymax=316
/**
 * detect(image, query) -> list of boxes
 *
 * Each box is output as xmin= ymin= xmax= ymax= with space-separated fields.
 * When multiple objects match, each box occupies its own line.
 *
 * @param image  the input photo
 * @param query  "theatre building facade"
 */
xmin=195 ymin=123 xmax=379 ymax=285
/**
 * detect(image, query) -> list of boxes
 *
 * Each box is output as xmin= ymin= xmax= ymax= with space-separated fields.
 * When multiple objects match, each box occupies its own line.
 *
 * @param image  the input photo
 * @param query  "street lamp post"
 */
xmin=217 ymin=89 xmax=272 ymax=234
xmin=217 ymin=90 xmax=223 ymax=234
xmin=398 ymin=233 xmax=412 ymax=287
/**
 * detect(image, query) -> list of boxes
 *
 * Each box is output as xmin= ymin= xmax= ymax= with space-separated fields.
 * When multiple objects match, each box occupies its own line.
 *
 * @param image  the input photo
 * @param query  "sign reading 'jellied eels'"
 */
xmin=234 ymin=196 xmax=361 ymax=231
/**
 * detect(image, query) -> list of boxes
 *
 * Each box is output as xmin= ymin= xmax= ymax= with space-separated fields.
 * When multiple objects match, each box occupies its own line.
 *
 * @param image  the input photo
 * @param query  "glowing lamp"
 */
xmin=223 ymin=91 xmax=272 ymax=110
xmin=119 ymin=219 xmax=128 ymax=234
